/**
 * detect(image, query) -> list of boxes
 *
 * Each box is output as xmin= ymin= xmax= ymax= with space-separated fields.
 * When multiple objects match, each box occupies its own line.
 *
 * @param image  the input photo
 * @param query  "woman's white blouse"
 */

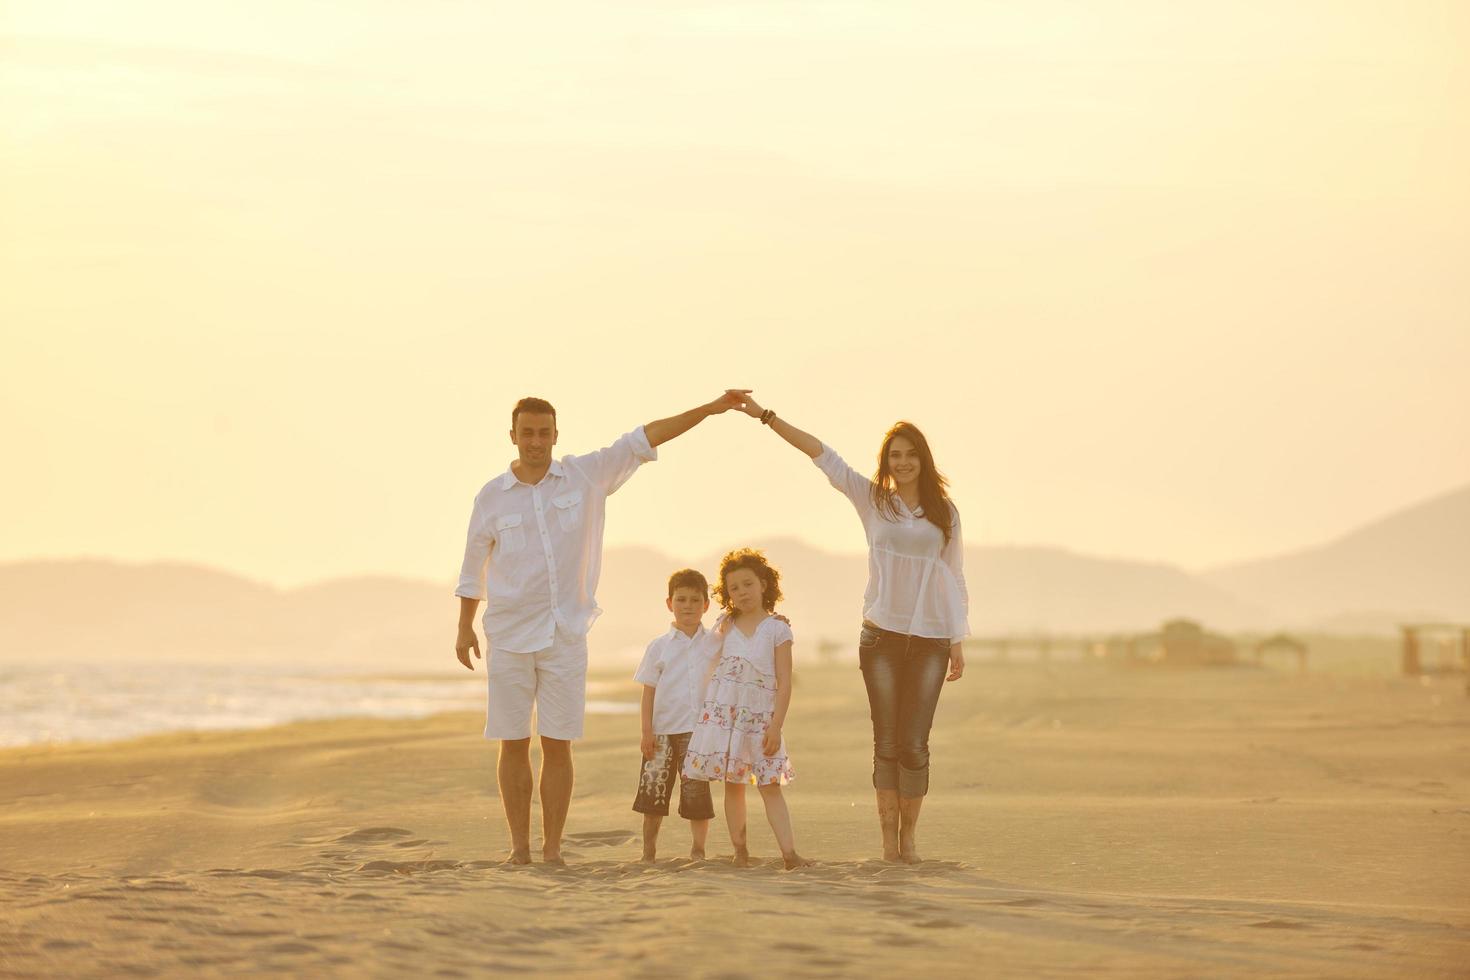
xmin=813 ymin=443 xmax=971 ymax=644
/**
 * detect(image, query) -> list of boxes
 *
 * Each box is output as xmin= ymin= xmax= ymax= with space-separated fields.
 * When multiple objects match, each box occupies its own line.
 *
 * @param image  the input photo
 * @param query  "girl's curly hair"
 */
xmin=712 ymin=547 xmax=783 ymax=613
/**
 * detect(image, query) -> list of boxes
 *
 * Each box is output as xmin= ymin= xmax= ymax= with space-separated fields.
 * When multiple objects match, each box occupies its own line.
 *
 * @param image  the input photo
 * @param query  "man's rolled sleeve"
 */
xmin=455 ymin=499 xmax=492 ymax=600
xmin=570 ymin=425 xmax=659 ymax=497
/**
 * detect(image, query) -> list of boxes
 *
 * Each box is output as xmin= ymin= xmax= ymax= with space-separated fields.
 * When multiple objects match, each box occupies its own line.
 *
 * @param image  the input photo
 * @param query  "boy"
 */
xmin=631 ymin=568 xmax=720 ymax=861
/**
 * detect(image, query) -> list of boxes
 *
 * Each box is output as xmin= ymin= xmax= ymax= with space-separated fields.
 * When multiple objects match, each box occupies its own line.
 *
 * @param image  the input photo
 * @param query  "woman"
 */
xmin=739 ymin=396 xmax=968 ymax=863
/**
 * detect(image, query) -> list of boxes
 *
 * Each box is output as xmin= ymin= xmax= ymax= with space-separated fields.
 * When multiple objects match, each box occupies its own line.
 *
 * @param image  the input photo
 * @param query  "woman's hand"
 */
xmin=762 ymin=724 xmax=783 ymax=757
xmin=708 ymin=389 xmax=754 ymax=414
xmin=946 ymin=643 xmax=965 ymax=681
xmin=739 ymin=395 xmax=765 ymax=419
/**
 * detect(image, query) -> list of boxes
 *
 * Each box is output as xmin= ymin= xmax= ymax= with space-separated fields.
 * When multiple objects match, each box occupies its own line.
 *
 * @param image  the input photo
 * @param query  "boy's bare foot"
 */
xmin=505 ymin=848 xmax=533 ymax=866
xmin=732 ymin=847 xmax=751 ymax=868
xmin=689 ymin=847 xmax=705 ymax=861
xmin=782 ymin=851 xmax=813 ymax=870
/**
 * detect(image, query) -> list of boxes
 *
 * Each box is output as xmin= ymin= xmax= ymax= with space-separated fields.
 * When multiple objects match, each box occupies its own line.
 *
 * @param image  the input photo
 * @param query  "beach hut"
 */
xmin=1254 ymin=633 xmax=1309 ymax=674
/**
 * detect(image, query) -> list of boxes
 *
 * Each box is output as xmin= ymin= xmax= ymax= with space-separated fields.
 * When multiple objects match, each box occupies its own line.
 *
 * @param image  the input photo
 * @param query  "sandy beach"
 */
xmin=2 ymin=660 xmax=1467 ymax=978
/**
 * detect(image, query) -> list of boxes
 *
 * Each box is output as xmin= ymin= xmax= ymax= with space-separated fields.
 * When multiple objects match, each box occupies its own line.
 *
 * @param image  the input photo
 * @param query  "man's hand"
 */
xmin=946 ymin=643 xmax=965 ymax=682
xmin=762 ymin=724 xmax=783 ymax=757
xmin=709 ymin=389 xmax=753 ymax=414
xmin=456 ymin=625 xmax=482 ymax=671
xmin=640 ymin=731 xmax=657 ymax=761
xmin=738 ymin=394 xmax=765 ymax=419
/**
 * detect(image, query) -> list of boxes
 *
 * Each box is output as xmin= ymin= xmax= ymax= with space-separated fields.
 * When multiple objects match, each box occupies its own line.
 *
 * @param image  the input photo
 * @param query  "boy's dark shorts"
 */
xmin=632 ymin=732 xmax=714 ymax=820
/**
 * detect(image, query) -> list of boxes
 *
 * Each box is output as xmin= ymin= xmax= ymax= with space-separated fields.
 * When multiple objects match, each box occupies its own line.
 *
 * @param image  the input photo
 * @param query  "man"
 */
xmin=454 ymin=390 xmax=750 ymax=864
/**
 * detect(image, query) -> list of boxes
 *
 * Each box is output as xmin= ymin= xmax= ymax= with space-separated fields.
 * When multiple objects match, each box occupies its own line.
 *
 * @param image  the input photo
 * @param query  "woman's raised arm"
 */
xmin=739 ymin=395 xmax=822 ymax=458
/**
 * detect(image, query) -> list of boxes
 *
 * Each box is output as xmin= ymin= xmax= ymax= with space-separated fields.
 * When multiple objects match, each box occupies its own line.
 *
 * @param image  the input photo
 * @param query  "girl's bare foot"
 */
xmin=899 ymin=846 xmax=922 ymax=864
xmin=689 ymin=847 xmax=706 ymax=861
xmin=505 ymin=848 xmax=532 ymax=866
xmin=783 ymin=851 xmax=813 ymax=870
xmin=732 ymin=847 xmax=751 ymax=867
xmin=882 ymin=846 xmax=902 ymax=863
xmin=641 ymin=848 xmax=658 ymax=864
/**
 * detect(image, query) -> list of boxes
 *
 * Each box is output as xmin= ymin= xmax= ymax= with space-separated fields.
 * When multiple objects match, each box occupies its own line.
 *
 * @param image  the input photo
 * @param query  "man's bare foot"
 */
xmin=732 ymin=847 xmax=751 ymax=868
xmin=689 ymin=847 xmax=705 ymax=861
xmin=782 ymin=851 xmax=813 ymax=870
xmin=505 ymin=848 xmax=533 ymax=866
xmin=641 ymin=848 xmax=658 ymax=864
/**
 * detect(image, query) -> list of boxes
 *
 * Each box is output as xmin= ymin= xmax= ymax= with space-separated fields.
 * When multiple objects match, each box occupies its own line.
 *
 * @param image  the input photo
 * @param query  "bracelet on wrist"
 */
xmin=760 ymin=409 xmax=775 ymax=425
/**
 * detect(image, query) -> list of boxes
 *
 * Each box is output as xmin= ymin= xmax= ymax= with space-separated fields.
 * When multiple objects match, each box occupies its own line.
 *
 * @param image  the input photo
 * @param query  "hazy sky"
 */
xmin=3 ymin=1 xmax=1467 ymax=587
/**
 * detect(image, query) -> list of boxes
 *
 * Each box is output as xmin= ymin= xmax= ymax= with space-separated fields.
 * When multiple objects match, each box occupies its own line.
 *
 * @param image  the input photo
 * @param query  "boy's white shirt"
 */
xmin=633 ymin=623 xmax=724 ymax=735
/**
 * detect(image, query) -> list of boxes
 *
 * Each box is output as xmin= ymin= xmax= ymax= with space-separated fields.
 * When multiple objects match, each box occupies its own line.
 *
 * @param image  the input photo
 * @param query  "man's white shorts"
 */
xmin=484 ymin=631 xmax=589 ymax=741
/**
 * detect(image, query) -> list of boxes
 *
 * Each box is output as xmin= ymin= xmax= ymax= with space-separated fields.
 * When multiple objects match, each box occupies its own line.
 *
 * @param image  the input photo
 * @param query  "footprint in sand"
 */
xmin=562 ymin=830 xmax=637 ymax=847
xmin=357 ymin=859 xmax=461 ymax=874
xmin=1248 ymin=919 xmax=1310 ymax=930
xmin=334 ymin=827 xmax=416 ymax=844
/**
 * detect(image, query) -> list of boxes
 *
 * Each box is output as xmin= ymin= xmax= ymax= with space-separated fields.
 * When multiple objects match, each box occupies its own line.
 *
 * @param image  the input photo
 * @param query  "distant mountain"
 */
xmin=1201 ymin=485 xmax=1470 ymax=627
xmin=0 ymin=561 xmax=449 ymax=667
xmin=966 ymin=546 xmax=1267 ymax=633
xmin=4 ymin=485 xmax=1461 ymax=666
xmin=0 ymin=543 xmax=1269 ymax=671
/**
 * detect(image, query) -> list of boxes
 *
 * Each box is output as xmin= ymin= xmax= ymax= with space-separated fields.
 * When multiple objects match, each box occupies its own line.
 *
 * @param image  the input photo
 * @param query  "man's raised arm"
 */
xmin=643 ymin=389 xmax=752 ymax=448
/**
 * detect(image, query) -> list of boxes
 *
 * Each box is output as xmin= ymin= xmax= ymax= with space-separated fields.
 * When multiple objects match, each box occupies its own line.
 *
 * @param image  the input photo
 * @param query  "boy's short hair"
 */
xmin=667 ymin=568 xmax=709 ymax=598
xmin=511 ymin=397 xmax=557 ymax=428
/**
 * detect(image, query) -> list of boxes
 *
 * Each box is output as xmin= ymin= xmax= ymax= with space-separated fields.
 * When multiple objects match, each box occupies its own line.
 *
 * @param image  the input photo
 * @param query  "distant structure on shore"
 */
xmin=1253 ymin=633 xmax=1309 ymax=673
xmin=952 ymin=619 xmax=1307 ymax=671
xmin=1103 ymin=619 xmax=1241 ymax=667
xmin=1398 ymin=623 xmax=1470 ymax=684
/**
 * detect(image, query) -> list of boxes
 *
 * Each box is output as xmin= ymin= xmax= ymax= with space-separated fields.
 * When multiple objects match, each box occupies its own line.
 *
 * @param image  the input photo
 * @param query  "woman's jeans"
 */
xmin=858 ymin=623 xmax=951 ymax=799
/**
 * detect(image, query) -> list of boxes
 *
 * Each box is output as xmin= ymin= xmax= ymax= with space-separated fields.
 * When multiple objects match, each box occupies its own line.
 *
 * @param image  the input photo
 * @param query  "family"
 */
xmin=454 ymin=391 xmax=969 ymax=867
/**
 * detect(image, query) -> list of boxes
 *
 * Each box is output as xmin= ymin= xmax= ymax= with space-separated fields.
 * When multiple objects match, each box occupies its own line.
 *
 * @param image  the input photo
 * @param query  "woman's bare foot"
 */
xmin=542 ymin=847 xmax=567 ymax=866
xmin=732 ymin=847 xmax=752 ymax=868
xmin=899 ymin=846 xmax=922 ymax=864
xmin=883 ymin=845 xmax=902 ymax=863
xmin=505 ymin=848 xmax=533 ymax=866
xmin=899 ymin=832 xmax=921 ymax=864
xmin=641 ymin=848 xmax=658 ymax=864
xmin=689 ymin=847 xmax=705 ymax=861
xmin=783 ymin=851 xmax=813 ymax=870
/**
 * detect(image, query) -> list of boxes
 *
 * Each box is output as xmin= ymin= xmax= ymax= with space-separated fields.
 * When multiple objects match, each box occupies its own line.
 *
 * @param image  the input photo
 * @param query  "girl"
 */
xmin=737 ymin=397 xmax=969 ymax=864
xmin=683 ymin=548 xmax=810 ymax=869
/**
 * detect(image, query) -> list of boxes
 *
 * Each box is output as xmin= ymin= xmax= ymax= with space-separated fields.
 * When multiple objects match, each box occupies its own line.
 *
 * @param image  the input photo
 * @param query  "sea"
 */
xmin=0 ymin=660 xmax=639 ymax=748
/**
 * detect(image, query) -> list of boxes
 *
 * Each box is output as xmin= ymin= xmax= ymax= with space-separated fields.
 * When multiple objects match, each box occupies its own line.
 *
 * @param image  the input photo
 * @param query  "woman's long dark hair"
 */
xmin=871 ymin=421 xmax=954 ymax=546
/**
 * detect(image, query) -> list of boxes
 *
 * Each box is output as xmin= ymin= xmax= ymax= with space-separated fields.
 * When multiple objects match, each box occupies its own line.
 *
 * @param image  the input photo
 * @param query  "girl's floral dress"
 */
xmin=683 ymin=615 xmax=794 ymax=786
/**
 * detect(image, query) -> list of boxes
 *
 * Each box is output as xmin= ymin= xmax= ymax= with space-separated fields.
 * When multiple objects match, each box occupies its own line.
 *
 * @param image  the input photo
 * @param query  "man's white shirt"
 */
xmin=456 ymin=427 xmax=657 ymax=654
xmin=633 ymin=625 xmax=723 ymax=735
